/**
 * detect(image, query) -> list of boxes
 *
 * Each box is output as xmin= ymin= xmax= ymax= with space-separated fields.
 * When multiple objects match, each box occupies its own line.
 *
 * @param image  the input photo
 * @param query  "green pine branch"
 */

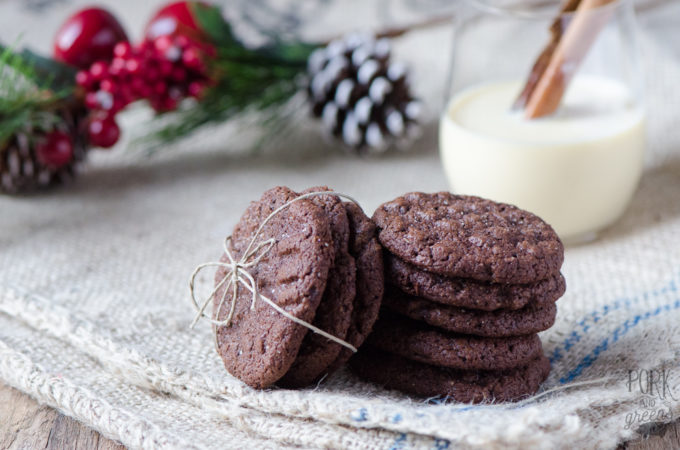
xmin=0 ymin=43 xmax=77 ymax=146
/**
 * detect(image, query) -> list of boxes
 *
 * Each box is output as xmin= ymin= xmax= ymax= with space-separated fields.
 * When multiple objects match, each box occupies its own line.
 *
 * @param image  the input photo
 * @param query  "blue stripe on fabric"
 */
xmin=550 ymin=276 xmax=679 ymax=365
xmin=433 ymin=438 xmax=450 ymax=449
xmin=560 ymin=297 xmax=680 ymax=383
xmin=350 ymin=407 xmax=368 ymax=422
xmin=389 ymin=433 xmax=407 ymax=450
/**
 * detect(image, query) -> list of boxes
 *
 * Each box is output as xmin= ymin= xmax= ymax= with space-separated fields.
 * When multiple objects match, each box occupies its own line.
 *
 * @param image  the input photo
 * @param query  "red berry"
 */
xmin=181 ymin=47 xmax=202 ymax=70
xmin=85 ymin=91 xmax=100 ymax=109
xmin=154 ymin=35 xmax=174 ymax=54
xmin=109 ymin=57 xmax=127 ymax=76
xmin=130 ymin=77 xmax=148 ymax=96
xmin=113 ymin=41 xmax=132 ymax=59
xmin=160 ymin=97 xmax=178 ymax=111
xmin=159 ymin=60 xmax=174 ymax=76
xmin=174 ymin=34 xmax=190 ymax=49
xmin=145 ymin=66 xmax=161 ymax=82
xmin=153 ymin=81 xmax=168 ymax=96
xmin=36 ymin=131 xmax=74 ymax=168
xmin=88 ymin=116 xmax=120 ymax=148
xmin=75 ymin=70 xmax=93 ymax=88
xmin=100 ymin=78 xmax=117 ymax=93
xmin=187 ymin=80 xmax=205 ymax=98
xmin=130 ymin=77 xmax=145 ymax=91
xmin=89 ymin=61 xmax=108 ymax=80
xmin=145 ymin=2 xmax=206 ymax=41
xmin=140 ymin=42 xmax=156 ymax=59
xmin=53 ymin=7 xmax=128 ymax=69
xmin=125 ymin=58 xmax=141 ymax=74
xmin=120 ymin=85 xmax=136 ymax=104
xmin=111 ymin=99 xmax=127 ymax=114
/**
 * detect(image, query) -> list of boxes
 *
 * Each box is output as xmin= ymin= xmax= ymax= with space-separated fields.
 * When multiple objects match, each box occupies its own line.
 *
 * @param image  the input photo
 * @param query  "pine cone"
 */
xmin=0 ymin=106 xmax=89 ymax=194
xmin=307 ymin=33 xmax=422 ymax=154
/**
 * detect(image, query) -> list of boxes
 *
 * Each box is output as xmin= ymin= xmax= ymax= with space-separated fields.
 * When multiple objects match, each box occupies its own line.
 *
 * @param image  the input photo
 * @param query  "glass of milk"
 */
xmin=440 ymin=0 xmax=645 ymax=244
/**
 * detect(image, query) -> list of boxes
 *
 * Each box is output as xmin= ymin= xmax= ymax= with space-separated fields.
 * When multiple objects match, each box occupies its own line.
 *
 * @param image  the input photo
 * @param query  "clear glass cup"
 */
xmin=439 ymin=0 xmax=645 ymax=244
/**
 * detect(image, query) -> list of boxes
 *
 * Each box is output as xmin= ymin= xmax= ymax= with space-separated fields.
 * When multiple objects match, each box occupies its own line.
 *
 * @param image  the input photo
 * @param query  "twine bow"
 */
xmin=189 ymin=191 xmax=361 ymax=353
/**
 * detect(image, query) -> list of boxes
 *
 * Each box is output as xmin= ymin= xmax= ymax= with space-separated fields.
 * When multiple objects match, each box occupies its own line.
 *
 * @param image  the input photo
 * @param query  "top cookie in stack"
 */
xmin=352 ymin=192 xmax=565 ymax=403
xmin=213 ymin=186 xmax=384 ymax=389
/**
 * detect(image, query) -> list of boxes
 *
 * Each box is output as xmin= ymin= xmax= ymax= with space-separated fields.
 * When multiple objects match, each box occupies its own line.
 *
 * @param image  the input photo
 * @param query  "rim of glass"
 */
xmin=463 ymin=0 xmax=626 ymax=20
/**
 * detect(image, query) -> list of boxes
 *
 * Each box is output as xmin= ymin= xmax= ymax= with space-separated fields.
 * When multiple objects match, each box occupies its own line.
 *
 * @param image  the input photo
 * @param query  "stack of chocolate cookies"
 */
xmin=352 ymin=192 xmax=565 ymax=403
xmin=213 ymin=186 xmax=384 ymax=389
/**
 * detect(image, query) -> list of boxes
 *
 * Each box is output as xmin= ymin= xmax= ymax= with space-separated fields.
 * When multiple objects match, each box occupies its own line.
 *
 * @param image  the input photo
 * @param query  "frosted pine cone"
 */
xmin=307 ymin=33 xmax=422 ymax=153
xmin=0 ymin=106 xmax=89 ymax=194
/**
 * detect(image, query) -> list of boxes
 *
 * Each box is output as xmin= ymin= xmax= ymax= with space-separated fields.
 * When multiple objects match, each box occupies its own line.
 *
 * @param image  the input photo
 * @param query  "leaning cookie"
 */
xmin=214 ymin=186 xmax=334 ymax=389
xmin=382 ymin=286 xmax=558 ymax=337
xmin=278 ymin=187 xmax=356 ymax=388
xmin=373 ymin=192 xmax=564 ymax=284
xmin=366 ymin=313 xmax=543 ymax=371
xmin=327 ymin=202 xmax=385 ymax=372
xmin=351 ymin=347 xmax=551 ymax=403
xmin=386 ymin=256 xmax=566 ymax=311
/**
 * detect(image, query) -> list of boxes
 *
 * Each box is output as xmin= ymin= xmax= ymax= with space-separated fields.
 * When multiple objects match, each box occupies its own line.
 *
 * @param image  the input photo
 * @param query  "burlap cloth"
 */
xmin=1 ymin=1 xmax=679 ymax=448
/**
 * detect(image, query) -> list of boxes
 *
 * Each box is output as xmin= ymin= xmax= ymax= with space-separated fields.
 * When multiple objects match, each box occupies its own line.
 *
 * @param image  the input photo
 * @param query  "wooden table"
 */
xmin=0 ymin=382 xmax=677 ymax=449
xmin=0 ymin=383 xmax=123 ymax=450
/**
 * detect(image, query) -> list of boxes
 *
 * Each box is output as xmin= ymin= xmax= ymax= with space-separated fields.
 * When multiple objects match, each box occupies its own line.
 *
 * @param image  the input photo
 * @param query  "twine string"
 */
xmin=424 ymin=376 xmax=618 ymax=408
xmin=189 ymin=191 xmax=362 ymax=353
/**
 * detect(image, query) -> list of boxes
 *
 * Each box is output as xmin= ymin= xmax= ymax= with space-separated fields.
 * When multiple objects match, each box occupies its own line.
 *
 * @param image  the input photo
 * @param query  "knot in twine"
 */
xmin=189 ymin=191 xmax=361 ymax=353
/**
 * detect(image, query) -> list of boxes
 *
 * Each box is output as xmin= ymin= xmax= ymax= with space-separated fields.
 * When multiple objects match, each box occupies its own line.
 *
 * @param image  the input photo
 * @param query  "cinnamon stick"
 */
xmin=513 ymin=0 xmax=581 ymax=110
xmin=518 ymin=0 xmax=616 ymax=119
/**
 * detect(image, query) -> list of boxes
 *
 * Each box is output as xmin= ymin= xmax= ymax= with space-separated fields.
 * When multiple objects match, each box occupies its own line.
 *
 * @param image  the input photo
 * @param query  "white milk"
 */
xmin=439 ymin=76 xmax=645 ymax=243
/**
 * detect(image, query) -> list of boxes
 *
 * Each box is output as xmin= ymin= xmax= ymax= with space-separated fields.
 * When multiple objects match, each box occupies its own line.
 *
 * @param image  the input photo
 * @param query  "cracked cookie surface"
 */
xmin=373 ymin=192 xmax=564 ymax=283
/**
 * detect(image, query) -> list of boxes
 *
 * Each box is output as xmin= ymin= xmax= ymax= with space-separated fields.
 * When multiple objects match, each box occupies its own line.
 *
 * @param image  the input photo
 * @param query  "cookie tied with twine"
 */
xmin=189 ymin=187 xmax=365 ymax=389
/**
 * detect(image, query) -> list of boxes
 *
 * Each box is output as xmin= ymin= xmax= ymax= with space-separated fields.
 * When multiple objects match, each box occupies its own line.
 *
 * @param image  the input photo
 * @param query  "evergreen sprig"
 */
xmin=143 ymin=3 xmax=317 ymax=146
xmin=0 ymin=44 xmax=77 ymax=146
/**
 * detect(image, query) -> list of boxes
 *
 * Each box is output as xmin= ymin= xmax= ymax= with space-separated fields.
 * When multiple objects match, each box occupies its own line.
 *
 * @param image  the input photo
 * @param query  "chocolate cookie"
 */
xmin=372 ymin=192 xmax=564 ymax=283
xmin=366 ymin=313 xmax=543 ymax=370
xmin=214 ymin=186 xmax=334 ymax=389
xmin=383 ymin=286 xmax=558 ymax=337
xmin=386 ymin=256 xmax=566 ymax=311
xmin=279 ymin=187 xmax=356 ymax=388
xmin=351 ymin=347 xmax=550 ymax=403
xmin=327 ymin=202 xmax=384 ymax=372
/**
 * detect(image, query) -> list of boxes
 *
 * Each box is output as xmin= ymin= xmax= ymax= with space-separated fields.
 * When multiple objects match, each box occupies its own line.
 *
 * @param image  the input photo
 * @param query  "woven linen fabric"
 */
xmin=1 ymin=0 xmax=680 ymax=449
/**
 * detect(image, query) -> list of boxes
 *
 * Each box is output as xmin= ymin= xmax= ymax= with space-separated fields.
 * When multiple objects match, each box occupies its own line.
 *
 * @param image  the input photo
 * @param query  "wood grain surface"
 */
xmin=0 ymin=383 xmax=124 ymax=450
xmin=1 ymin=382 xmax=678 ymax=449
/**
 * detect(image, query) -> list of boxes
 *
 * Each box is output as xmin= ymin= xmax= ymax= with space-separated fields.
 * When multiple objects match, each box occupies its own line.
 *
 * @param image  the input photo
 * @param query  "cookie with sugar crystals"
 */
xmin=372 ymin=192 xmax=564 ymax=284
xmin=327 ymin=202 xmax=384 ymax=372
xmin=385 ymin=255 xmax=566 ymax=311
xmin=278 ymin=187 xmax=356 ymax=387
xmin=366 ymin=313 xmax=543 ymax=371
xmin=351 ymin=347 xmax=551 ymax=403
xmin=214 ymin=186 xmax=334 ymax=389
xmin=382 ymin=285 xmax=558 ymax=337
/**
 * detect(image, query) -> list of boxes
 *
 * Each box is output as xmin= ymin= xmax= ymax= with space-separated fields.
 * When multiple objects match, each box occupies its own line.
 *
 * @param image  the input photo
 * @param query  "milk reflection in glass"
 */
xmin=440 ymin=76 xmax=645 ymax=242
